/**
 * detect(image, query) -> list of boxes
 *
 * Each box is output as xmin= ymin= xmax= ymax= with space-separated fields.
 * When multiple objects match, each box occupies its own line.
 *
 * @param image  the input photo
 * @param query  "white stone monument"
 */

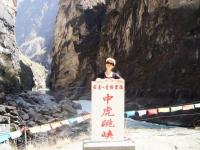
xmin=91 ymin=79 xmax=125 ymax=141
xmin=83 ymin=79 xmax=135 ymax=150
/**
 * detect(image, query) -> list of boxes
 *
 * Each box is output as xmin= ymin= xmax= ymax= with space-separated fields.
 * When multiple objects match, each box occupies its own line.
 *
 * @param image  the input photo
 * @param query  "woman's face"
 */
xmin=105 ymin=61 xmax=114 ymax=71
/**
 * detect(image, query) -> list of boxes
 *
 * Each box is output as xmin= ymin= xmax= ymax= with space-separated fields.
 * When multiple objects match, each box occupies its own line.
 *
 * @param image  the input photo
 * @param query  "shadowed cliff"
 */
xmin=51 ymin=0 xmax=200 ymax=107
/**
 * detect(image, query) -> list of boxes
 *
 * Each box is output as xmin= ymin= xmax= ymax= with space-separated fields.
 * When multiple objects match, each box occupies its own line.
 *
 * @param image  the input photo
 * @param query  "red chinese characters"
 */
xmin=101 ymin=129 xmax=113 ymax=138
xmin=103 ymin=94 xmax=113 ymax=105
xmin=93 ymin=83 xmax=124 ymax=90
xmin=101 ymin=94 xmax=115 ymax=139
xmin=101 ymin=118 xmax=115 ymax=127
xmin=101 ymin=106 xmax=115 ymax=117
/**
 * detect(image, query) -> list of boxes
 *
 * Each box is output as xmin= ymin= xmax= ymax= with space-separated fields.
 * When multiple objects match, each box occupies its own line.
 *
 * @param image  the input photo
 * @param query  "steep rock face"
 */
xmin=51 ymin=0 xmax=200 ymax=108
xmin=51 ymin=0 xmax=106 ymax=90
xmin=0 ymin=0 xmax=22 ymax=98
xmin=0 ymin=0 xmax=47 ymax=103
xmin=98 ymin=0 xmax=200 ymax=109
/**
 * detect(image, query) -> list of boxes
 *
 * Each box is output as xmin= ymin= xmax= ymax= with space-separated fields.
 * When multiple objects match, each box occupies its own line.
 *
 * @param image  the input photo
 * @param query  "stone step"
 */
xmin=83 ymin=140 xmax=135 ymax=150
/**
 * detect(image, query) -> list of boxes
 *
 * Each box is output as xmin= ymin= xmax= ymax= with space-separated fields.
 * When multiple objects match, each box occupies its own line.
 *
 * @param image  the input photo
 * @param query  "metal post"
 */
xmin=24 ymin=127 xmax=27 ymax=150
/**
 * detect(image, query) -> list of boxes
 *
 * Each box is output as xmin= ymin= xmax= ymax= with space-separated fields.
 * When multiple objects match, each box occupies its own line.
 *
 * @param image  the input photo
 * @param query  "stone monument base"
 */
xmin=83 ymin=140 xmax=135 ymax=150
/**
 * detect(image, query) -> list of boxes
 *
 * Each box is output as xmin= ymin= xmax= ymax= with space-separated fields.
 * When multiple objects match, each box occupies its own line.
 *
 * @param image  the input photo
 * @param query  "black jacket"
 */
xmin=97 ymin=72 xmax=121 ymax=79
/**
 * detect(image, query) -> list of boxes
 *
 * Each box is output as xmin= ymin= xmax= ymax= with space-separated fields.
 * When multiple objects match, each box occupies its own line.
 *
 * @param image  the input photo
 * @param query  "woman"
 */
xmin=96 ymin=57 xmax=122 ymax=80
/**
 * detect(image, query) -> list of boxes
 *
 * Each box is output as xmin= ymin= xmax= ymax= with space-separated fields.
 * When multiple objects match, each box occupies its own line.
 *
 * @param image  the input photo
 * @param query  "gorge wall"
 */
xmin=0 ymin=0 xmax=24 ymax=102
xmin=51 ymin=0 xmax=200 ymax=109
xmin=0 ymin=0 xmax=48 ymax=104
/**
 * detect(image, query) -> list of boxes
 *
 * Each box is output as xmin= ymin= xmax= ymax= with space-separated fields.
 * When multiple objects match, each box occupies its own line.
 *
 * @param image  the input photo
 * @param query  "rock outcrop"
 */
xmin=0 ymin=0 xmax=22 ymax=96
xmin=50 ymin=0 xmax=107 ymax=97
xmin=51 ymin=0 xmax=200 ymax=105
xmin=5 ymin=91 xmax=79 ymax=127
xmin=51 ymin=0 xmax=200 ymax=126
xmin=0 ymin=105 xmax=18 ymax=130
xmin=0 ymin=0 xmax=48 ymax=103
xmin=0 ymin=1 xmax=87 ymax=145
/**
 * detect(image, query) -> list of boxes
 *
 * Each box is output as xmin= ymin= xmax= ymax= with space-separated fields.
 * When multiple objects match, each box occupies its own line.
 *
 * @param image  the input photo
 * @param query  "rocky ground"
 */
xmin=0 ymin=90 xmax=87 ymax=149
xmin=4 ymin=91 xmax=81 ymax=128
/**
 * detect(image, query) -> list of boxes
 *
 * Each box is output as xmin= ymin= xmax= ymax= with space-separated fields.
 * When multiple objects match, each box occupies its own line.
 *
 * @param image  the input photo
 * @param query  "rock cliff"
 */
xmin=0 ymin=0 xmax=23 ymax=100
xmin=0 ymin=0 xmax=48 ymax=103
xmin=51 ymin=0 xmax=200 ymax=101
xmin=0 ymin=0 xmax=82 ymax=138
xmin=50 ymin=0 xmax=200 ymax=127
xmin=51 ymin=0 xmax=200 ymax=108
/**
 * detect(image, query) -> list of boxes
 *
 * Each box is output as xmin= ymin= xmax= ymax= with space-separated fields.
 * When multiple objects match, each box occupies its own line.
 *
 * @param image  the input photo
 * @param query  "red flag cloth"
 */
xmin=182 ymin=104 xmax=194 ymax=110
xmin=147 ymin=109 xmax=158 ymax=116
xmin=20 ymin=126 xmax=29 ymax=132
